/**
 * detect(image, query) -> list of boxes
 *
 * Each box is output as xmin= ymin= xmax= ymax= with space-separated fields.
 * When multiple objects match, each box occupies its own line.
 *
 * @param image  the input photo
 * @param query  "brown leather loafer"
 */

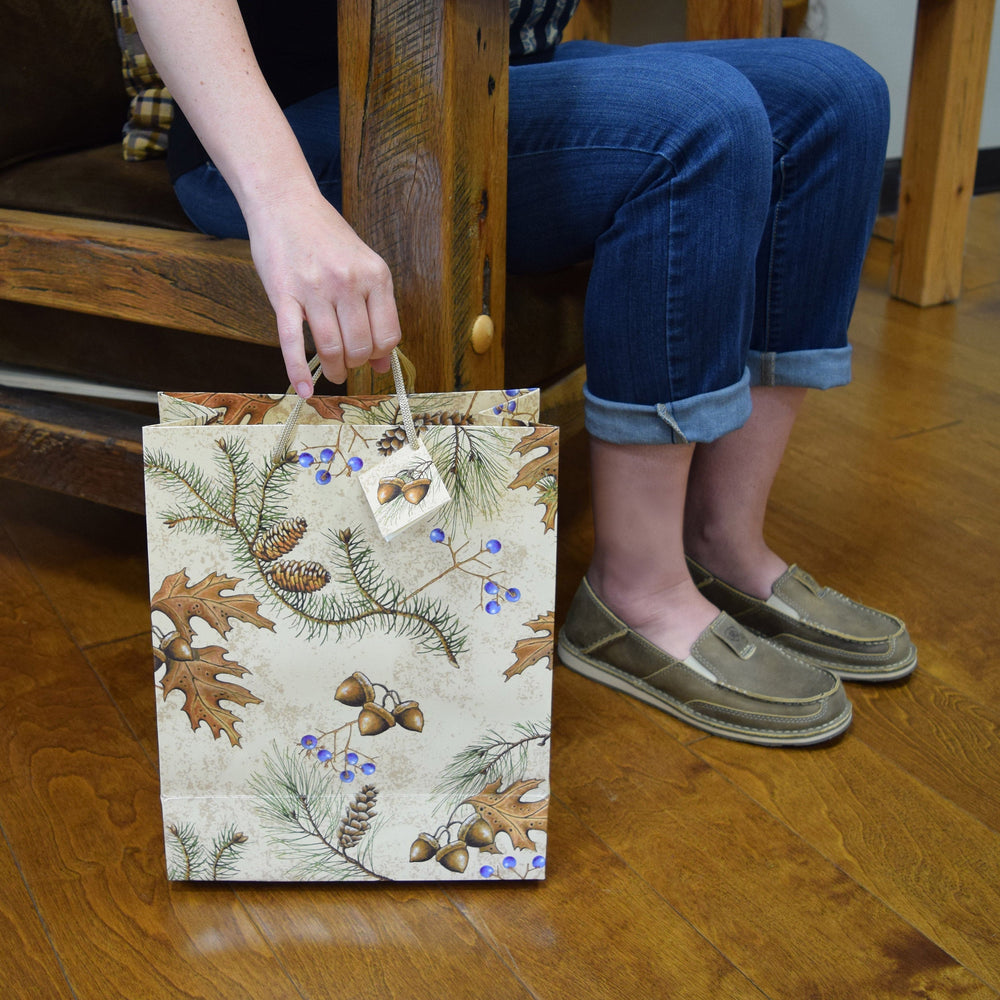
xmin=557 ymin=577 xmax=852 ymax=746
xmin=687 ymin=558 xmax=917 ymax=683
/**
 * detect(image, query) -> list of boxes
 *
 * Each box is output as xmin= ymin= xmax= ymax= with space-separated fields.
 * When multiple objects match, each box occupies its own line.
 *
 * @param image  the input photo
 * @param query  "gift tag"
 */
xmin=358 ymin=440 xmax=451 ymax=541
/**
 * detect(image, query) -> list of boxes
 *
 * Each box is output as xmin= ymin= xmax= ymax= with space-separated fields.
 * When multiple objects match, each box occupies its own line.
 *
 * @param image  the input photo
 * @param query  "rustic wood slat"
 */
xmin=890 ymin=0 xmax=996 ymax=305
xmin=686 ymin=0 xmax=783 ymax=40
xmin=0 ymin=483 xmax=149 ymax=649
xmin=0 ymin=209 xmax=275 ymax=345
xmin=0 ymin=388 xmax=147 ymax=514
xmin=338 ymin=0 xmax=508 ymax=396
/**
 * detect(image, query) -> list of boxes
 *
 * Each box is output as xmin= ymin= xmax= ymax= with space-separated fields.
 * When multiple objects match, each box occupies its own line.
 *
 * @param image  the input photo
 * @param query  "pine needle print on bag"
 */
xmin=144 ymin=386 xmax=557 ymax=881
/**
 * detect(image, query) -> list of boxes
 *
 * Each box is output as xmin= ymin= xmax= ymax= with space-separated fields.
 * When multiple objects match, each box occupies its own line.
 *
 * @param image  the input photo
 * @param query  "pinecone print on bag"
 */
xmin=252 ymin=517 xmax=308 ymax=561
xmin=265 ymin=560 xmax=331 ymax=593
xmin=337 ymin=784 xmax=379 ymax=849
xmin=376 ymin=412 xmax=472 ymax=456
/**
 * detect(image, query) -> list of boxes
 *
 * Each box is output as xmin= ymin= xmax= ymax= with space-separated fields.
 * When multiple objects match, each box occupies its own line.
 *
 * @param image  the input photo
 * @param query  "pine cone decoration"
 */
xmin=265 ymin=559 xmax=330 ymax=593
xmin=337 ymin=784 xmax=379 ymax=849
xmin=376 ymin=412 xmax=472 ymax=455
xmin=252 ymin=517 xmax=308 ymax=561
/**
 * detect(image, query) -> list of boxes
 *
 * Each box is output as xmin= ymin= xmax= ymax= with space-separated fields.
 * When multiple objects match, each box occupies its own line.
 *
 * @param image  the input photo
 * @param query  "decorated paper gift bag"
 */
xmin=143 ymin=374 xmax=557 ymax=882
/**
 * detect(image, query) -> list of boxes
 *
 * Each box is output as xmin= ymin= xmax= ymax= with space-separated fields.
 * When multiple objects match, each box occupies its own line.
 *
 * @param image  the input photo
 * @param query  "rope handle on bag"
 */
xmin=273 ymin=348 xmax=417 ymax=463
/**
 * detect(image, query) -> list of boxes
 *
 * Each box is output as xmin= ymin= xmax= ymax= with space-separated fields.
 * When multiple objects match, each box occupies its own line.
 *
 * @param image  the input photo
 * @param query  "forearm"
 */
xmin=127 ymin=0 xmax=319 ymax=220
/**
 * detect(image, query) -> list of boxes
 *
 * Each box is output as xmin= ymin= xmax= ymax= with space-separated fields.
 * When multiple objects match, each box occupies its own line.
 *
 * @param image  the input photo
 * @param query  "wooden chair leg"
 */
xmin=337 ymin=0 xmax=508 ymax=395
xmin=890 ymin=0 xmax=995 ymax=306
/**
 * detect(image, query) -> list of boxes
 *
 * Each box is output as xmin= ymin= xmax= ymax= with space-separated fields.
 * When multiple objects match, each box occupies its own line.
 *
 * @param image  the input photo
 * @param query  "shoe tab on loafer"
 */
xmin=712 ymin=616 xmax=756 ymax=659
xmin=686 ymin=557 xmax=917 ymax=682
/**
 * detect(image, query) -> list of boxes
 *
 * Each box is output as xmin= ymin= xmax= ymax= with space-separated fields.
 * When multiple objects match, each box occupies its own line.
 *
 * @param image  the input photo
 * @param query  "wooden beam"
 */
xmin=686 ymin=0 xmax=783 ymax=39
xmin=0 ymin=209 xmax=276 ymax=346
xmin=338 ymin=0 xmax=508 ymax=395
xmin=890 ymin=0 xmax=995 ymax=306
xmin=0 ymin=388 xmax=146 ymax=513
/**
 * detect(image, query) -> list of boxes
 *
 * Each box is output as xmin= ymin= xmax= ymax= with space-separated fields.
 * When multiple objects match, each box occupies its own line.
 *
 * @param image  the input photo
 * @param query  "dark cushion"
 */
xmin=0 ymin=144 xmax=195 ymax=231
xmin=0 ymin=0 xmax=128 ymax=169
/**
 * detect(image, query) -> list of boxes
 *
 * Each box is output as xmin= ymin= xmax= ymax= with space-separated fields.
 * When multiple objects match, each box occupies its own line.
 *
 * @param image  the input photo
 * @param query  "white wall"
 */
xmin=819 ymin=0 xmax=999 ymax=159
xmin=607 ymin=0 xmax=1000 ymax=160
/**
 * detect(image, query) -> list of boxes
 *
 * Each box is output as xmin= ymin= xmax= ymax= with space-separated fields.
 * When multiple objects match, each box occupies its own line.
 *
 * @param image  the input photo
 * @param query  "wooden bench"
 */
xmin=2 ymin=0 xmax=990 ymax=512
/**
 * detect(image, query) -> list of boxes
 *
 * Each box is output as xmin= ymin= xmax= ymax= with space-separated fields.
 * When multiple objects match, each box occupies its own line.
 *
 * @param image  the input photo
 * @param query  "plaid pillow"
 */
xmin=111 ymin=0 xmax=173 ymax=160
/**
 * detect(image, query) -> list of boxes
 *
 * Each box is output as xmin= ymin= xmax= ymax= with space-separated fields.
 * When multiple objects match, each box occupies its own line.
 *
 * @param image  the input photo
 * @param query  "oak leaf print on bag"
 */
xmin=151 ymin=570 xmax=273 ymax=746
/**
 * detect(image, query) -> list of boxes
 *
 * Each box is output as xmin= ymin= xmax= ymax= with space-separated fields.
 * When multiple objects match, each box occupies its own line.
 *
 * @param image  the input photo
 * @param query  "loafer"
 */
xmin=687 ymin=558 xmax=917 ymax=683
xmin=557 ymin=577 xmax=852 ymax=746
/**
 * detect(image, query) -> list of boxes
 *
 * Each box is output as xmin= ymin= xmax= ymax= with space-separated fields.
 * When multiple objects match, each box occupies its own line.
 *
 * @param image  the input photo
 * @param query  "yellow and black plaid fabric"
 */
xmin=111 ymin=0 xmax=174 ymax=160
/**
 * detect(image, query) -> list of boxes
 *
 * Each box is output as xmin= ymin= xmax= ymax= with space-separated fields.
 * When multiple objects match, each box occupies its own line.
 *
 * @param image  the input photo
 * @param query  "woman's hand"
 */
xmin=128 ymin=0 xmax=401 ymax=397
xmin=246 ymin=187 xmax=402 ymax=397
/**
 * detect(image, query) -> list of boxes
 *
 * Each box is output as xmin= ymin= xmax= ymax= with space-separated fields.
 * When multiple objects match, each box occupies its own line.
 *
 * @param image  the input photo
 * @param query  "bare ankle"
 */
xmin=586 ymin=568 xmax=718 ymax=659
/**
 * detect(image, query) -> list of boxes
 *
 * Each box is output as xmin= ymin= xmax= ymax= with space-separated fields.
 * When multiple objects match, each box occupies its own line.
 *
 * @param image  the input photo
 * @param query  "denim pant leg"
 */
xmin=509 ymin=43 xmax=772 ymax=444
xmin=172 ymin=88 xmax=343 ymax=238
xmin=689 ymin=39 xmax=891 ymax=388
xmin=507 ymin=38 xmax=890 ymax=445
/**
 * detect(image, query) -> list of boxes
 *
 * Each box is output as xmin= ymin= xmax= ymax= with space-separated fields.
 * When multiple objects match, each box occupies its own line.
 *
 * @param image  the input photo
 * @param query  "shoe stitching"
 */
xmin=558 ymin=640 xmax=847 ymax=738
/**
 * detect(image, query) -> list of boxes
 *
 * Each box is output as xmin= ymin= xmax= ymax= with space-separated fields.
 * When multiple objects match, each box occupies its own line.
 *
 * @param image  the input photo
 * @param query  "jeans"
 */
xmin=174 ymin=37 xmax=890 ymax=445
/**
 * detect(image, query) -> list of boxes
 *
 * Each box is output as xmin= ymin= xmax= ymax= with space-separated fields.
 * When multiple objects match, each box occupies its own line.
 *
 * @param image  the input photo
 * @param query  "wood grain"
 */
xmin=238 ymin=884 xmax=535 ymax=999
xmin=551 ymin=668 xmax=998 ymax=999
xmin=0 ymin=388 xmax=146 ymax=514
xmin=0 ymin=835 xmax=74 ymax=999
xmin=0 ymin=209 xmax=275 ymax=346
xmin=0 ymin=525 xmax=302 ymax=1000
xmin=686 ymin=0 xmax=783 ymax=40
xmin=694 ymin=732 xmax=1000 ymax=988
xmin=449 ymin=797 xmax=768 ymax=999
xmin=890 ymin=0 xmax=996 ymax=305
xmin=2 ymin=188 xmax=999 ymax=1000
xmin=338 ymin=0 xmax=508 ymax=395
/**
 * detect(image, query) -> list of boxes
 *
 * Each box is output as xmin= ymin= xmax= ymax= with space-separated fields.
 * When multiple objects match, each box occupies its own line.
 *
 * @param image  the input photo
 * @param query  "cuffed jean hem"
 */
xmin=583 ymin=369 xmax=752 ymax=446
xmin=747 ymin=346 xmax=853 ymax=389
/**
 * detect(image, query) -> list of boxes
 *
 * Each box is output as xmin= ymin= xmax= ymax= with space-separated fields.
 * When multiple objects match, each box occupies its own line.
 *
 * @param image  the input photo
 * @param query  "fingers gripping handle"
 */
xmin=273 ymin=349 xmax=416 ymax=463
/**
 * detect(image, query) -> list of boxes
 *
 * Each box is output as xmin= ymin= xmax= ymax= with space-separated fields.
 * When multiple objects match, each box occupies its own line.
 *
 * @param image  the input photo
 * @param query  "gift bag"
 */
xmin=143 ymin=363 xmax=557 ymax=882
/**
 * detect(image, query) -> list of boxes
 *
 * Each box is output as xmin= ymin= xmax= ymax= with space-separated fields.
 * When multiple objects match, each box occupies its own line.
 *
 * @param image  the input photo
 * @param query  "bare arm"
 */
xmin=128 ymin=0 xmax=400 ymax=395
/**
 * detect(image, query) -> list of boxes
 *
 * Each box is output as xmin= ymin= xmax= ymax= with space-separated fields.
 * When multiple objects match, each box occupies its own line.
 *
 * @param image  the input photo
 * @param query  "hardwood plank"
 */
xmin=848 ymin=672 xmax=1000 ymax=834
xmin=80 ymin=635 xmax=159 ymax=767
xmin=0 ymin=388 xmax=146 ymax=514
xmin=0 ymin=482 xmax=149 ymax=649
xmin=693 ymin=731 xmax=1000 ymax=989
xmin=0 ymin=209 xmax=275 ymax=346
xmin=890 ymin=0 xmax=995 ymax=305
xmin=0 ymin=832 xmax=75 ymax=999
xmin=550 ymin=666 xmax=996 ymax=998
xmin=0 ymin=524 xmax=303 ymax=1000
xmin=449 ymin=797 xmax=768 ymax=999
xmin=239 ymin=885 xmax=536 ymax=1000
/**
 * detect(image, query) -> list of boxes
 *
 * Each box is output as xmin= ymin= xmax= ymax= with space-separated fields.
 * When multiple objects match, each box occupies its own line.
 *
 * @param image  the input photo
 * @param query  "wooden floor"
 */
xmin=2 ymin=194 xmax=999 ymax=1000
